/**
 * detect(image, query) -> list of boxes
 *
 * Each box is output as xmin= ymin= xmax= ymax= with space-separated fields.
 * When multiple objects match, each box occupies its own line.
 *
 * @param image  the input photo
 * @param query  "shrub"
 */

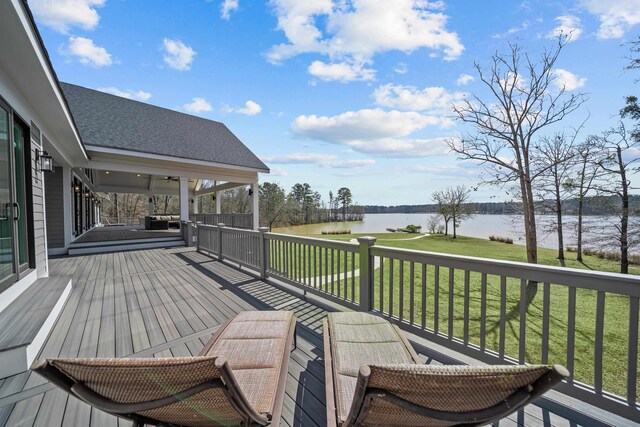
xmin=404 ymin=224 xmax=422 ymax=234
xmin=321 ymin=229 xmax=351 ymax=235
xmin=489 ymin=235 xmax=513 ymax=244
xmin=565 ymin=247 xmax=640 ymax=265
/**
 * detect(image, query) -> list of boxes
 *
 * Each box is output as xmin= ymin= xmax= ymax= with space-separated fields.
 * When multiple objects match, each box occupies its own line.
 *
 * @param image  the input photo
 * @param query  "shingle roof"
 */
xmin=61 ymin=82 xmax=269 ymax=172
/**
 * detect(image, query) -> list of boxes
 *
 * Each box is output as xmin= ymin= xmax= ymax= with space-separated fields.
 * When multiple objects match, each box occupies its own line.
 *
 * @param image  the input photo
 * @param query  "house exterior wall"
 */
xmin=44 ymin=166 xmax=64 ymax=250
xmin=30 ymin=125 xmax=47 ymax=277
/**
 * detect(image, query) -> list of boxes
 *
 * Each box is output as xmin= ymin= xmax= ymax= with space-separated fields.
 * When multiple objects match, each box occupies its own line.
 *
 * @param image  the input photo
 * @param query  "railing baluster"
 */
xmin=379 ymin=256 xmax=384 ymax=314
xmin=464 ymin=270 xmax=470 ymax=345
xmin=324 ymin=246 xmax=328 ymax=292
xmin=343 ymin=251 xmax=348 ymax=300
xmin=628 ymin=296 xmax=639 ymax=406
xmin=351 ymin=252 xmax=355 ymax=303
xmin=308 ymin=244 xmax=312 ymax=287
xmin=594 ymin=291 xmax=605 ymax=394
xmin=399 ymin=260 xmax=404 ymax=322
xmin=389 ymin=258 xmax=394 ymax=319
xmin=421 ymin=264 xmax=426 ymax=330
xmin=331 ymin=249 xmax=335 ymax=295
xmin=337 ymin=250 xmax=342 ymax=298
xmin=519 ymin=278 xmax=527 ymax=364
xmin=542 ymin=282 xmax=550 ymax=364
xmin=499 ymin=276 xmax=507 ymax=360
xmin=567 ymin=286 xmax=576 ymax=382
xmin=480 ymin=273 xmax=487 ymax=352
xmin=434 ymin=265 xmax=439 ymax=335
xmin=410 ymin=262 xmax=415 ymax=326
xmin=448 ymin=267 xmax=454 ymax=340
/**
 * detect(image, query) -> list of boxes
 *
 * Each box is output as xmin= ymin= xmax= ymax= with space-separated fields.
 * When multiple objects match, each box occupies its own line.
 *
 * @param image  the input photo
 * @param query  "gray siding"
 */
xmin=44 ymin=166 xmax=64 ymax=249
xmin=30 ymin=129 xmax=46 ymax=276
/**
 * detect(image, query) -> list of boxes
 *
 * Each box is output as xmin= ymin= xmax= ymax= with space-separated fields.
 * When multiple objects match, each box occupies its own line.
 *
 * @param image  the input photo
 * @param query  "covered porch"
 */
xmin=1 ymin=246 xmax=633 ymax=427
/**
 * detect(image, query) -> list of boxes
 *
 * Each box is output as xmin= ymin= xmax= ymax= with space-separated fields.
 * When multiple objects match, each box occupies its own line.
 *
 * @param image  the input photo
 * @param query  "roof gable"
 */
xmin=61 ymin=83 xmax=268 ymax=172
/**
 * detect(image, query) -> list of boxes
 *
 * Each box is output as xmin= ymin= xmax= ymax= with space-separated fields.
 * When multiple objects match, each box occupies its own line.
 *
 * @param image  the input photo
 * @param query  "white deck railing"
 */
xmin=196 ymin=224 xmax=640 ymax=421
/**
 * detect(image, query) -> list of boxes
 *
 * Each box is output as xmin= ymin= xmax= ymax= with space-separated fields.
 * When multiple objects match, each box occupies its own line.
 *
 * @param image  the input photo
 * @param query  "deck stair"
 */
xmin=68 ymin=235 xmax=185 ymax=255
xmin=0 ymin=276 xmax=72 ymax=378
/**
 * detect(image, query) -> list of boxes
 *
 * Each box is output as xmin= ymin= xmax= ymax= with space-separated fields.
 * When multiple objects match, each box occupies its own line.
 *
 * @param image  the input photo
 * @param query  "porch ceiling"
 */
xmin=93 ymin=170 xmax=248 ymax=196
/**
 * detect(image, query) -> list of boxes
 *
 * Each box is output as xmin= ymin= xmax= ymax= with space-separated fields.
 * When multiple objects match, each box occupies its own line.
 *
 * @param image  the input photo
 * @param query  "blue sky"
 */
xmin=30 ymin=0 xmax=640 ymax=205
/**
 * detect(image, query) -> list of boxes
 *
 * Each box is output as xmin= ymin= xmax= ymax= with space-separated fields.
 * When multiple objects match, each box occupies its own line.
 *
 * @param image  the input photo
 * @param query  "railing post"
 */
xmin=217 ymin=223 xmax=225 ymax=261
xmin=195 ymin=221 xmax=202 ymax=252
xmin=357 ymin=236 xmax=376 ymax=312
xmin=258 ymin=227 xmax=269 ymax=280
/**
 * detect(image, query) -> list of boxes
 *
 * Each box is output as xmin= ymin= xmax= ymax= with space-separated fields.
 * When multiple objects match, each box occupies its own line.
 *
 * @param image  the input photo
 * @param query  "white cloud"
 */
xmin=96 ymin=87 xmax=151 ymax=101
xmin=267 ymin=0 xmax=463 ymax=80
xmin=553 ymin=69 xmax=587 ymax=91
xmin=269 ymin=167 xmax=289 ymax=176
xmin=183 ymin=97 xmax=213 ymax=113
xmin=263 ymin=153 xmax=375 ymax=168
xmin=163 ymin=38 xmax=196 ymax=71
xmin=65 ymin=37 xmax=112 ymax=67
xmin=308 ymin=60 xmax=375 ymax=82
xmin=547 ymin=15 xmax=583 ymax=41
xmin=30 ymin=0 xmax=104 ymax=33
xmin=220 ymin=0 xmax=239 ymax=20
xmin=456 ymin=73 xmax=474 ymax=86
xmin=493 ymin=20 xmax=530 ymax=39
xmin=373 ymin=84 xmax=464 ymax=114
xmin=394 ymin=63 xmax=408 ymax=74
xmin=291 ymin=109 xmax=451 ymax=157
xmin=580 ymin=0 xmax=640 ymax=39
xmin=224 ymin=100 xmax=263 ymax=115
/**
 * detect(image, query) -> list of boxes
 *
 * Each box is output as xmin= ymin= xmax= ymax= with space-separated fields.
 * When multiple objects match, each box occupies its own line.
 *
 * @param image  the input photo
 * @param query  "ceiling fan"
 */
xmin=164 ymin=176 xmax=195 ymax=182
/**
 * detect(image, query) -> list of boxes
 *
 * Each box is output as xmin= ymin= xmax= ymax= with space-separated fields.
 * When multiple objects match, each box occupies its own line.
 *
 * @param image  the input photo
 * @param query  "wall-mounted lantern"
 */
xmin=37 ymin=150 xmax=54 ymax=172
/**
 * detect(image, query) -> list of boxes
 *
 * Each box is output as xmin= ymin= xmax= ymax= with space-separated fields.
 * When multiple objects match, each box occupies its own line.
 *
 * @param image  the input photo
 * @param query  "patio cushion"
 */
xmin=327 ymin=312 xmax=415 ymax=424
xmin=200 ymin=310 xmax=294 ymax=414
xmin=48 ymin=357 xmax=244 ymax=427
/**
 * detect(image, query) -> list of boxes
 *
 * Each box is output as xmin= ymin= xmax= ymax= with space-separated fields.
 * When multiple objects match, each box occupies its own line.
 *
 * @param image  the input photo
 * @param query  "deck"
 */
xmin=0 ymin=247 xmax=632 ymax=426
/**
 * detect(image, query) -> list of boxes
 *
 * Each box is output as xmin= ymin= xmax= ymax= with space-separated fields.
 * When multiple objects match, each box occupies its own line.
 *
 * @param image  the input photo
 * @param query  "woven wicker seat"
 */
xmin=324 ymin=312 xmax=568 ymax=427
xmin=32 ymin=310 xmax=296 ymax=427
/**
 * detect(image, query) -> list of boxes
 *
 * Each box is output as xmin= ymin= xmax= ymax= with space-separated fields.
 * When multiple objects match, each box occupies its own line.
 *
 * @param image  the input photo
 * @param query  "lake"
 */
xmin=274 ymin=213 xmax=638 ymax=253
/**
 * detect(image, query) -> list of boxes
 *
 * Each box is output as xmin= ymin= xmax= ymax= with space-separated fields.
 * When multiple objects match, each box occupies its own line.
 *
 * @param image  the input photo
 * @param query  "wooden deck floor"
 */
xmin=73 ymin=226 xmax=180 ymax=243
xmin=0 ymin=247 xmax=629 ymax=426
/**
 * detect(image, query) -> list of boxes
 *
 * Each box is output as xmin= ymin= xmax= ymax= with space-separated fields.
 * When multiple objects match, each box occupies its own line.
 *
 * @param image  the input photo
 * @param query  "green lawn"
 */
xmin=270 ymin=231 xmax=639 ymax=399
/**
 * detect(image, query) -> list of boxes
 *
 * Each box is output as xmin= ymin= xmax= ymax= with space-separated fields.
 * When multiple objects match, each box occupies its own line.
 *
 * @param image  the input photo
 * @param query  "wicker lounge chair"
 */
xmin=324 ymin=312 xmax=568 ymax=427
xmin=32 ymin=310 xmax=296 ymax=427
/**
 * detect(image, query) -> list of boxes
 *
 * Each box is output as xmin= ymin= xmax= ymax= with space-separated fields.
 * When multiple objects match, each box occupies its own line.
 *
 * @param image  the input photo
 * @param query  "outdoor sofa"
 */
xmin=32 ymin=310 xmax=296 ymax=427
xmin=323 ymin=312 xmax=568 ymax=427
xmin=145 ymin=215 xmax=181 ymax=230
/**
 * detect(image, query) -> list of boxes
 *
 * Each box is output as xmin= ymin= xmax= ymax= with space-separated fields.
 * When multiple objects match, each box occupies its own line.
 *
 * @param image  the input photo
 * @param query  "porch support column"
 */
xmin=215 ymin=191 xmax=221 ymax=214
xmin=62 ymin=166 xmax=73 ymax=248
xmin=252 ymin=182 xmax=259 ymax=230
xmin=148 ymin=197 xmax=155 ymax=215
xmin=179 ymin=176 xmax=189 ymax=222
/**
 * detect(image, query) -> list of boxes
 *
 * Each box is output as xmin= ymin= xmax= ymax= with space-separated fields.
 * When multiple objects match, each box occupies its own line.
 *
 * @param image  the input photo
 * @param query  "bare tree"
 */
xmin=592 ymin=122 xmax=640 ymax=274
xmin=448 ymin=37 xmax=586 ymax=264
xmin=426 ymin=215 xmax=442 ymax=234
xmin=432 ymin=186 xmax=474 ymax=238
xmin=432 ymin=190 xmax=453 ymax=235
xmin=565 ymin=137 xmax=601 ymax=261
xmin=532 ymin=133 xmax=577 ymax=260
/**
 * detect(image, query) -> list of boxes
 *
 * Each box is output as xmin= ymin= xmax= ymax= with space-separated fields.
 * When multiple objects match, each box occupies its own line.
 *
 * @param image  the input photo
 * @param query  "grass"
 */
xmin=270 ymin=231 xmax=639 ymax=399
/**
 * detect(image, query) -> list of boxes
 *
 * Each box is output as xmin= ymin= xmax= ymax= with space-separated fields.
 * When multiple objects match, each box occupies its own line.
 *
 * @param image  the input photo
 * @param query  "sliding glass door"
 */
xmin=13 ymin=123 xmax=29 ymax=272
xmin=0 ymin=98 xmax=32 ymax=292
xmin=0 ymin=104 xmax=16 ymax=288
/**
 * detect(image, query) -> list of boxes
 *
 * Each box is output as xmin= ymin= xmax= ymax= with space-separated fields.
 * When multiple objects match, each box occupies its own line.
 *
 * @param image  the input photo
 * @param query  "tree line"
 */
xmin=364 ymin=195 xmax=640 ymax=215
xmin=259 ymin=183 xmax=363 ymax=231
